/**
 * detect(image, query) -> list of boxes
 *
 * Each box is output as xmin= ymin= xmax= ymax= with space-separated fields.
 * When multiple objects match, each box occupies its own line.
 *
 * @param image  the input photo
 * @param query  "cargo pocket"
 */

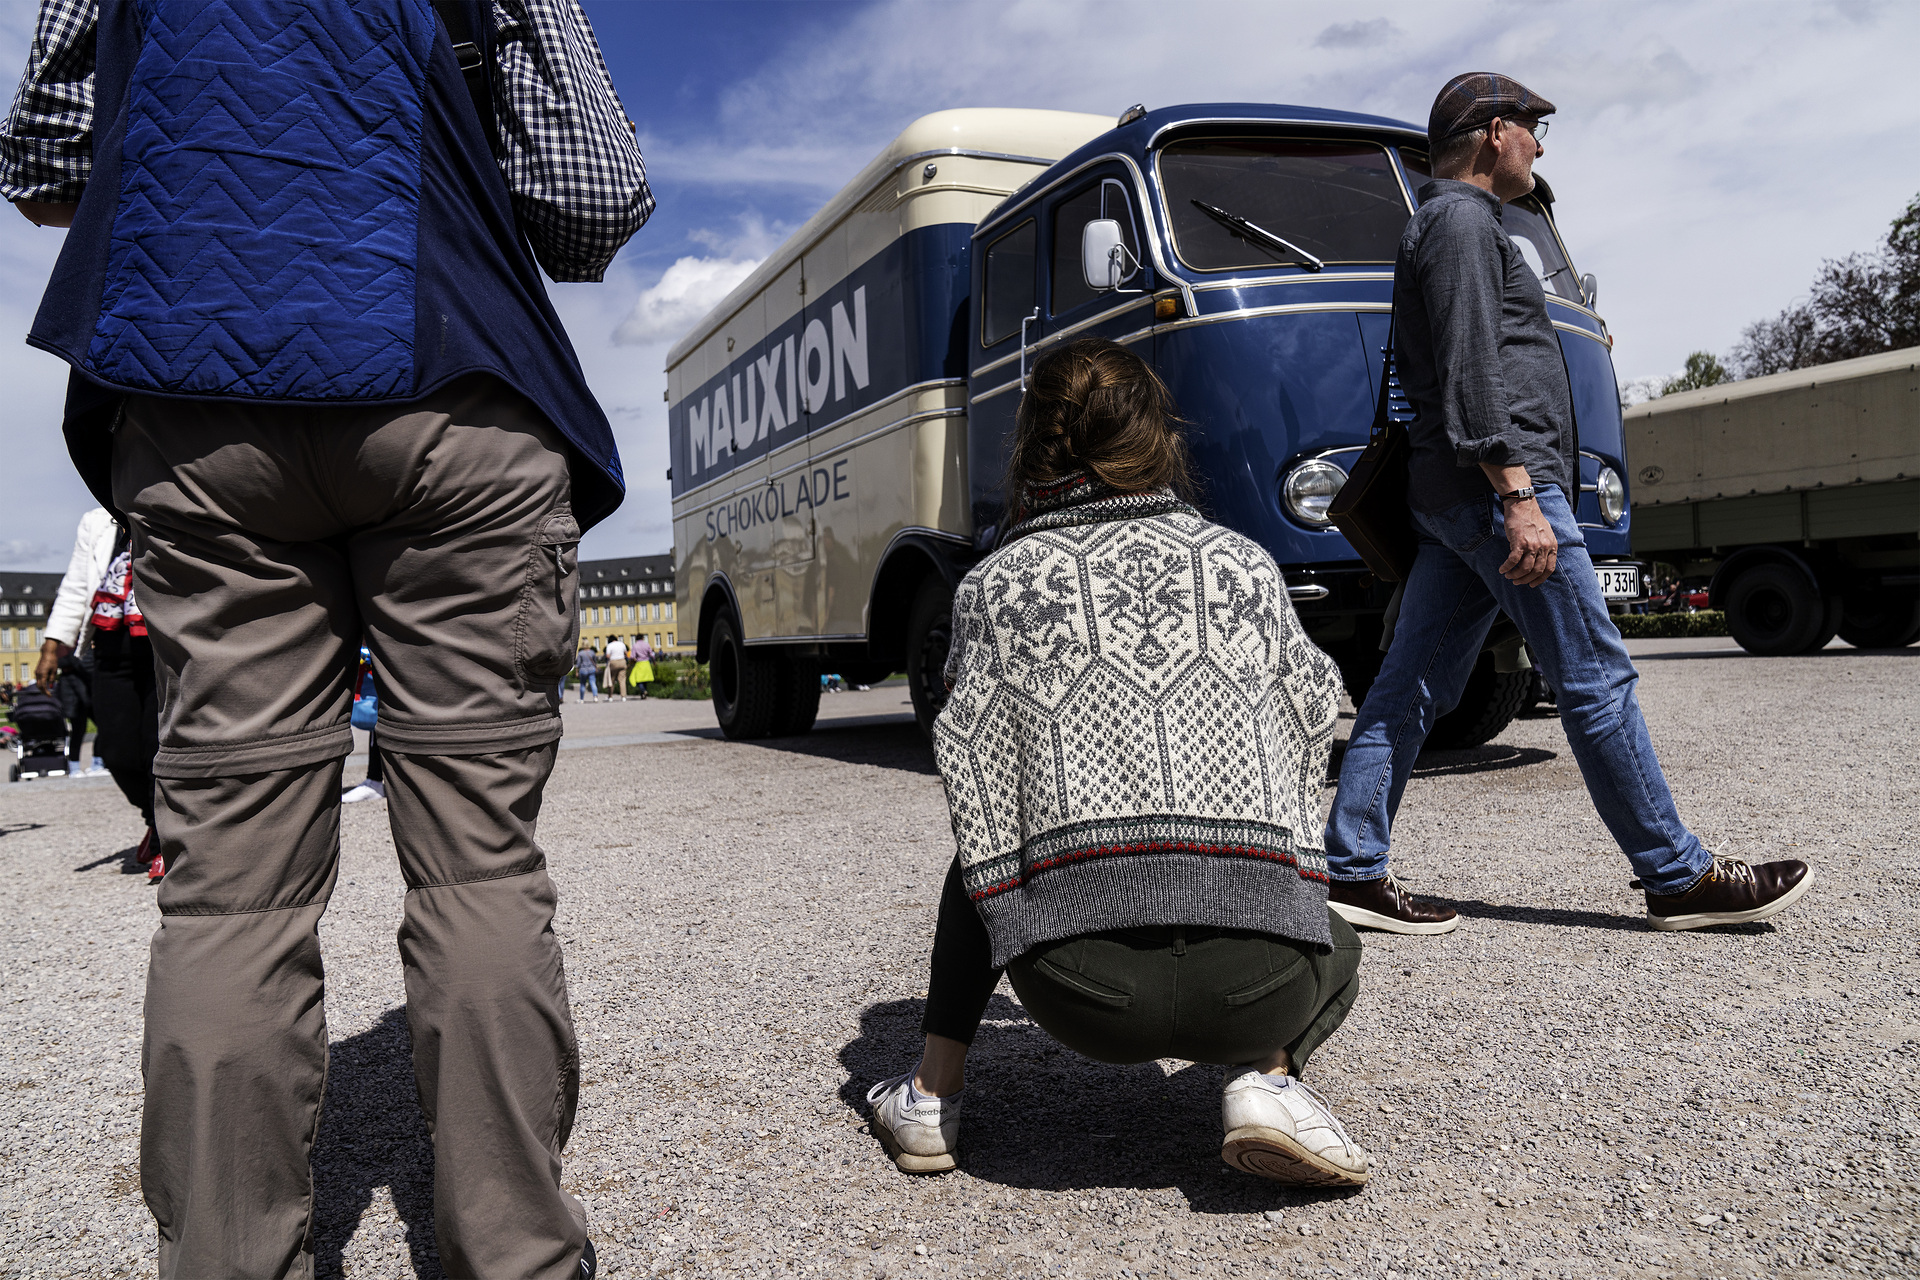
xmin=515 ymin=506 xmax=581 ymax=686
xmin=1222 ymin=947 xmax=1309 ymax=1007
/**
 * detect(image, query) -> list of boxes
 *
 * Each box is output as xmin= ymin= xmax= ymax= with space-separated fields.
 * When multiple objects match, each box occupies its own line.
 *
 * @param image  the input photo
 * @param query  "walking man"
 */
xmin=2 ymin=1 xmax=652 ymax=1275
xmin=605 ymin=634 xmax=628 ymax=702
xmin=1324 ymin=73 xmax=1811 ymax=935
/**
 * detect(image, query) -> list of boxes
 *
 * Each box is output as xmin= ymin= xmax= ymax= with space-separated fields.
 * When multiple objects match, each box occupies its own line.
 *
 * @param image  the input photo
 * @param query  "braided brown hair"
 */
xmin=1005 ymin=337 xmax=1193 ymax=503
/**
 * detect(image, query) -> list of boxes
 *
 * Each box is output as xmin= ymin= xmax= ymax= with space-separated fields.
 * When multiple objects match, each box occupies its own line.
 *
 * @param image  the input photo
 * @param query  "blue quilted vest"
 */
xmin=31 ymin=0 xmax=625 ymax=528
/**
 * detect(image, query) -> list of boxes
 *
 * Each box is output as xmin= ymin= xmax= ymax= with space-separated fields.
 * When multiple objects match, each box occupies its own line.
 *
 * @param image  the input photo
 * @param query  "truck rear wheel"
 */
xmin=710 ymin=613 xmax=781 ymax=740
xmin=906 ymin=577 xmax=954 ymax=741
xmin=768 ymin=655 xmax=821 ymax=737
xmin=1423 ymin=652 xmax=1531 ymax=752
xmin=1838 ymin=590 xmax=1920 ymax=649
xmin=1724 ymin=564 xmax=1827 ymax=656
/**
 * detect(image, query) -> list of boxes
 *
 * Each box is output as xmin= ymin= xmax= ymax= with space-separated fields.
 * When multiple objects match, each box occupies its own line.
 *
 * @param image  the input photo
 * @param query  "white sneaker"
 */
xmin=87 ymin=759 xmax=110 ymax=776
xmin=1220 ymin=1070 xmax=1369 ymax=1186
xmin=864 ymin=1072 xmax=960 ymax=1173
xmin=341 ymin=779 xmax=386 ymax=804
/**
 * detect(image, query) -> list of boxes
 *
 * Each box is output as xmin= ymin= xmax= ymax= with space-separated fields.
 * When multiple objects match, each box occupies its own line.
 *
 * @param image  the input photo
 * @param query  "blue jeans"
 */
xmin=1324 ymin=485 xmax=1711 ymax=894
xmin=575 ymin=667 xmax=598 ymax=700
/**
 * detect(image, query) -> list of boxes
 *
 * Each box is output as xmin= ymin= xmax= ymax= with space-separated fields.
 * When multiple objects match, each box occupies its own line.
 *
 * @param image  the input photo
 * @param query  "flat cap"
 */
xmin=1428 ymin=72 xmax=1556 ymax=143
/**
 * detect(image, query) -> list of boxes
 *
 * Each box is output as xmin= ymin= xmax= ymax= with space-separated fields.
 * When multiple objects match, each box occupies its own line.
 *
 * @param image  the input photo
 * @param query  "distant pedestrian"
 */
xmin=604 ymin=635 xmax=628 ymax=702
xmin=2 ymin=0 xmax=652 ymax=1273
xmin=1322 ymin=73 xmax=1811 ymax=935
xmin=867 ymin=340 xmax=1369 ymax=1188
xmin=40 ymin=506 xmax=161 ymax=876
xmin=341 ymin=647 xmax=384 ymax=804
xmin=575 ymin=643 xmax=600 ymax=701
xmin=629 ymin=635 xmax=655 ymax=698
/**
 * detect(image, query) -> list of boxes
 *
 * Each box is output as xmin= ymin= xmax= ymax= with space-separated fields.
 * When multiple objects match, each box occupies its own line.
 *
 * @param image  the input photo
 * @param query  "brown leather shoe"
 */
xmin=1645 ymin=858 xmax=1811 ymax=931
xmin=1328 ymin=872 xmax=1459 ymax=935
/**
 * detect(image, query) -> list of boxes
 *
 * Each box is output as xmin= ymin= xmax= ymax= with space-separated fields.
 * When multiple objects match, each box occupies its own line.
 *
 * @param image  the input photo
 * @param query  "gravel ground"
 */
xmin=2 ymin=640 xmax=1915 ymax=1280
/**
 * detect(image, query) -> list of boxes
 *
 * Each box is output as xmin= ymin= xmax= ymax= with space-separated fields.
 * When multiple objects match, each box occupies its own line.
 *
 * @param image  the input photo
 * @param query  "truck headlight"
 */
xmin=1281 ymin=458 xmax=1348 ymax=527
xmin=1596 ymin=465 xmax=1626 ymax=524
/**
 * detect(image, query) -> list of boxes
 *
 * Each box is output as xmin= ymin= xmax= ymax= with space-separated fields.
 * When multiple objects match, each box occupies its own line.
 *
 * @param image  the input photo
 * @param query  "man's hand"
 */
xmin=15 ymin=199 xmax=76 ymax=227
xmin=1497 ymin=498 xmax=1557 ymax=587
xmin=36 ymin=638 xmax=72 ymax=688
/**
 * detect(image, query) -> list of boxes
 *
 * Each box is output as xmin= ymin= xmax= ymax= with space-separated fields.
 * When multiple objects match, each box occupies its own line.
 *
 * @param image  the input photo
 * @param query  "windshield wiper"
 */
xmin=1190 ymin=200 xmax=1324 ymax=271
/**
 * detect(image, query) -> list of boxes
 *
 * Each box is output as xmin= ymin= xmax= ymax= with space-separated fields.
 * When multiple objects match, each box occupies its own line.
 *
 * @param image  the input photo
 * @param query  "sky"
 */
xmin=0 ymin=0 xmax=1915 ymax=568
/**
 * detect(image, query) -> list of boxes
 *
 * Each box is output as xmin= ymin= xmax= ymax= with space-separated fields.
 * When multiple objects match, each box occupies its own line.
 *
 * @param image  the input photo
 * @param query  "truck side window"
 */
xmin=1050 ymin=178 xmax=1139 ymax=316
xmin=982 ymin=219 xmax=1037 ymax=346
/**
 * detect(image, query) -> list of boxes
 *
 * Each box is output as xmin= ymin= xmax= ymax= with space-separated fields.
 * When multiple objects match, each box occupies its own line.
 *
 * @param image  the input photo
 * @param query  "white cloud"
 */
xmin=1315 ymin=19 xmax=1402 ymax=49
xmin=610 ymin=255 xmax=761 ymax=347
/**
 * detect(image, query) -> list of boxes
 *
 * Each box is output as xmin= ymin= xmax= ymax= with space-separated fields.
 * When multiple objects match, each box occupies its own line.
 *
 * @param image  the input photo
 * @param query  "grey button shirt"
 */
xmin=1393 ymin=179 xmax=1577 ymax=514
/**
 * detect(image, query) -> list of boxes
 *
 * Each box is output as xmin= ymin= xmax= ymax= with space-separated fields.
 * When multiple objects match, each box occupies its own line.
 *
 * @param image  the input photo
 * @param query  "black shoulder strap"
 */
xmin=432 ymin=0 xmax=496 ymax=153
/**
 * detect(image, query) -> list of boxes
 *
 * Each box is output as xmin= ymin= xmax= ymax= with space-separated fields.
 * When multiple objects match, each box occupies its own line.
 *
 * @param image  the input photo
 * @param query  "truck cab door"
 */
xmin=1040 ymin=173 xmax=1155 ymax=349
xmin=967 ymin=217 xmax=1039 ymax=539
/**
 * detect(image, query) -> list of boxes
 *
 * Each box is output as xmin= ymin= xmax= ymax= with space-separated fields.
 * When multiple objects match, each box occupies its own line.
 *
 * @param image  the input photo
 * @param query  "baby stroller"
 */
xmin=7 ymin=684 xmax=70 ymax=782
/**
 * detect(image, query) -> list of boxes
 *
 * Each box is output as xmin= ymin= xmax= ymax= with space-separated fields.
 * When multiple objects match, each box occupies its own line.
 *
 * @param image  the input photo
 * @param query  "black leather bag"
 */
xmin=1328 ymin=320 xmax=1417 ymax=582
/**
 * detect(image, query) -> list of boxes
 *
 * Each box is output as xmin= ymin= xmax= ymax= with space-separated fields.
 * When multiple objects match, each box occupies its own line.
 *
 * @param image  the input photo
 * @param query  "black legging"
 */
xmin=90 ymin=629 xmax=159 ymax=828
xmin=365 ymin=725 xmax=385 ymax=784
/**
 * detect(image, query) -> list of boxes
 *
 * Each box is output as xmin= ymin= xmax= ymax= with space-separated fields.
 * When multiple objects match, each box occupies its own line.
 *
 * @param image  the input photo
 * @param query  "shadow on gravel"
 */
xmin=312 ymin=1007 xmax=441 ymax=1280
xmin=73 ymin=839 xmax=152 ymax=875
xmin=838 ymin=995 xmax=1359 ymax=1212
xmin=3 ymin=820 xmax=47 ymax=839
xmin=1442 ymin=896 xmax=1774 ymax=936
xmin=742 ymin=718 xmax=936 ymax=775
xmin=1326 ymin=740 xmax=1557 ymax=780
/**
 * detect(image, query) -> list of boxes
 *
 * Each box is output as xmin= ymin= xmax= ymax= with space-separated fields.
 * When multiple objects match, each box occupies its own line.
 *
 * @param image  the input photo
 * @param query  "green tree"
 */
xmin=1661 ymin=351 xmax=1732 ymax=395
xmin=1733 ymin=190 xmax=1920 ymax=376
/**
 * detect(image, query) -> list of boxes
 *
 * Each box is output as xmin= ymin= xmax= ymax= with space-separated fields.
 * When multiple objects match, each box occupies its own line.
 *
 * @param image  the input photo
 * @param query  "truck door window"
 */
xmin=1050 ymin=178 xmax=1140 ymax=316
xmin=1500 ymin=197 xmax=1580 ymax=300
xmin=1159 ymin=139 xmax=1409 ymax=271
xmin=982 ymin=219 xmax=1037 ymax=346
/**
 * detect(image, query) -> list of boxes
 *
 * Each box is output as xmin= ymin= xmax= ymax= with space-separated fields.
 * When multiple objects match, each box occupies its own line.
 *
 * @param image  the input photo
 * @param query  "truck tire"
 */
xmin=767 ymin=654 xmax=821 ymax=737
xmin=709 ymin=612 xmax=781 ymax=740
xmin=1724 ymin=564 xmax=1827 ymax=656
xmin=905 ymin=577 xmax=954 ymax=741
xmin=1422 ymin=652 xmax=1531 ymax=752
xmin=1838 ymin=591 xmax=1920 ymax=649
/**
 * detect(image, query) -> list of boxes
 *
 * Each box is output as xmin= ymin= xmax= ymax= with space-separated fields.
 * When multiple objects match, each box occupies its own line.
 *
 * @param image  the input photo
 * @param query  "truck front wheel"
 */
xmin=1724 ymin=564 xmax=1828 ymax=656
xmin=905 ymin=577 xmax=954 ymax=741
xmin=710 ymin=612 xmax=782 ymax=740
xmin=1422 ymin=652 xmax=1531 ymax=752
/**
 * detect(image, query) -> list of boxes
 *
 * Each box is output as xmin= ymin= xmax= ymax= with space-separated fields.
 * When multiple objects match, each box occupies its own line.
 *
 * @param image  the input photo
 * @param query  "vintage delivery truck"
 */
xmin=667 ymin=104 xmax=1645 ymax=740
xmin=1625 ymin=346 xmax=1920 ymax=653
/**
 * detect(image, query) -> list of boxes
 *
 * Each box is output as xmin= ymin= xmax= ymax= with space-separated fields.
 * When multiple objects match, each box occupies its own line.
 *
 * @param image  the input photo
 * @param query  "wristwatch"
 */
xmin=1496 ymin=486 xmax=1537 ymax=505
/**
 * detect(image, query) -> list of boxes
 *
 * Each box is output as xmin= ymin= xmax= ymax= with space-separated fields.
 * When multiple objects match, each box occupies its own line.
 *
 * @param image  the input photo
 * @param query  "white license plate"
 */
xmin=1595 ymin=565 xmax=1641 ymax=600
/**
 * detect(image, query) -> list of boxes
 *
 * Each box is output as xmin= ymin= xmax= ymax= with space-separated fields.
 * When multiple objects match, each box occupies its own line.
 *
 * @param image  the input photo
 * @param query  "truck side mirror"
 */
xmin=1081 ymin=219 xmax=1138 ymax=292
xmin=1580 ymin=272 xmax=1599 ymax=308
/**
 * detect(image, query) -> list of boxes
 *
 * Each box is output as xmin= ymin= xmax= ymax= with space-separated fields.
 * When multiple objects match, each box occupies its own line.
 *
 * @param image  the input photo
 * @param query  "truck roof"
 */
xmin=1625 ymin=345 xmax=1920 ymax=420
xmin=664 ymin=108 xmax=1112 ymax=370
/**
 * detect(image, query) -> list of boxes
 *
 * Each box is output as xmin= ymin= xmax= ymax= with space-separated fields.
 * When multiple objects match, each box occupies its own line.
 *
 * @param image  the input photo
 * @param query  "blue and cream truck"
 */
xmin=668 ymin=104 xmax=1644 ymax=741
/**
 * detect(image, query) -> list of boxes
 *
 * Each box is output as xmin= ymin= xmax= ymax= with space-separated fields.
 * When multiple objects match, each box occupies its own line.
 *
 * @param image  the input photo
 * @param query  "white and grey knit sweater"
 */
xmin=934 ymin=476 xmax=1341 ymax=968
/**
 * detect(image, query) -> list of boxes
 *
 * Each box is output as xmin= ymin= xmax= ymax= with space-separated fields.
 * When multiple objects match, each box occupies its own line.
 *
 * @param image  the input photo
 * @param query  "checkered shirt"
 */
xmin=0 ymin=0 xmax=653 ymax=282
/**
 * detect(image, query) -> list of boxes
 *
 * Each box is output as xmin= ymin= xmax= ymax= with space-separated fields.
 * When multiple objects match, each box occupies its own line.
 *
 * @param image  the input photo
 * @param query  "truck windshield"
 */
xmin=1397 ymin=149 xmax=1582 ymax=302
xmin=1158 ymin=139 xmax=1410 ymax=271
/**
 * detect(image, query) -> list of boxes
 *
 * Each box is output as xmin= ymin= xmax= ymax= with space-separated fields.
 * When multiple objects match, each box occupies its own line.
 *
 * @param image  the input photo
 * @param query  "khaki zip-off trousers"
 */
xmin=114 ymin=376 xmax=589 ymax=1280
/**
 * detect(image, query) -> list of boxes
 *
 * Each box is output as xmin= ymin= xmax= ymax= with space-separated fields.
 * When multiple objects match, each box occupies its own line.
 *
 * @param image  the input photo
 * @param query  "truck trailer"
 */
xmin=1625 ymin=346 xmax=1920 ymax=653
xmin=669 ymin=104 xmax=1646 ymax=740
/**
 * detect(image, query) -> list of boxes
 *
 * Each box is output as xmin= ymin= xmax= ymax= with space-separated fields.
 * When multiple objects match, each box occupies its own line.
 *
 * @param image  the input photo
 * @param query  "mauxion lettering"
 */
xmin=687 ymin=286 xmax=870 ymax=477
xmin=704 ymin=459 xmax=852 ymax=542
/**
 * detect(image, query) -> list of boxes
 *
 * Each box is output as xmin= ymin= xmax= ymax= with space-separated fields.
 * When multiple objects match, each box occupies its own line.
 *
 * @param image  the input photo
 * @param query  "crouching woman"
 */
xmin=865 ymin=338 xmax=1370 ymax=1187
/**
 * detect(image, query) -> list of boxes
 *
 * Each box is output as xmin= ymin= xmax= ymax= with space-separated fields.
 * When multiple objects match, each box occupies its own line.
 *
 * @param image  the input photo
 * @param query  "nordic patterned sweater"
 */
xmin=934 ymin=475 xmax=1342 ymax=969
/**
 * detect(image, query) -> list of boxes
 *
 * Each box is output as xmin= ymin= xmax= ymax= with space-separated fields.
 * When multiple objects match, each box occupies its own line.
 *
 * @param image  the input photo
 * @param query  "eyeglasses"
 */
xmin=1498 ymin=116 xmax=1549 ymax=143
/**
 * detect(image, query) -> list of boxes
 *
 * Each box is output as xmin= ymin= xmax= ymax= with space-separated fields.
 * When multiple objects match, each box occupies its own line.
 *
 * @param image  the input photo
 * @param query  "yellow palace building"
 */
xmin=578 ymin=553 xmax=682 ymax=656
xmin=0 ymin=571 xmax=59 ymax=689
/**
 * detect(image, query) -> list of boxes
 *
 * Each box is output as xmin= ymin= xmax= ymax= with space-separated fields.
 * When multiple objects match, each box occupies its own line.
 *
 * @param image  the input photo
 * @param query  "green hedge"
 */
xmin=1613 ymin=610 xmax=1728 ymax=639
xmin=651 ymin=658 xmax=711 ymax=700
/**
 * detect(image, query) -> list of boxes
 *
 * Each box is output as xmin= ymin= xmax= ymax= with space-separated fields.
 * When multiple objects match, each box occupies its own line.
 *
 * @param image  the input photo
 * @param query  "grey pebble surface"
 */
xmin=1 ymin=638 xmax=1915 ymax=1279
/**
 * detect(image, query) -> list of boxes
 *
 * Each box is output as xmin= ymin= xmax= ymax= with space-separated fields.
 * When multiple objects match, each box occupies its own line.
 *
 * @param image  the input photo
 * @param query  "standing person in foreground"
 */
xmin=1 ymin=1 xmax=652 ymax=1275
xmin=1323 ymin=73 xmax=1811 ymax=935
xmin=867 ymin=339 xmax=1369 ymax=1187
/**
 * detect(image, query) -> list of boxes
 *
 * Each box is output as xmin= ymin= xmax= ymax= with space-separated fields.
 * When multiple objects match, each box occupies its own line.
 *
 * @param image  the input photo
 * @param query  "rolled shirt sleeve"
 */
xmin=0 ymin=0 xmax=97 ymax=204
xmin=1416 ymin=200 xmax=1529 ymax=469
xmin=493 ymin=0 xmax=655 ymax=282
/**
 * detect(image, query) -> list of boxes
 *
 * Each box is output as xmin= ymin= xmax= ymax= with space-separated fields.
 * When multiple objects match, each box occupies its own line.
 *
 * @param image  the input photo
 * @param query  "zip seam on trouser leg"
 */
xmin=405 ymin=858 xmax=548 ymax=892
xmin=161 ymin=897 xmax=334 ymax=919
